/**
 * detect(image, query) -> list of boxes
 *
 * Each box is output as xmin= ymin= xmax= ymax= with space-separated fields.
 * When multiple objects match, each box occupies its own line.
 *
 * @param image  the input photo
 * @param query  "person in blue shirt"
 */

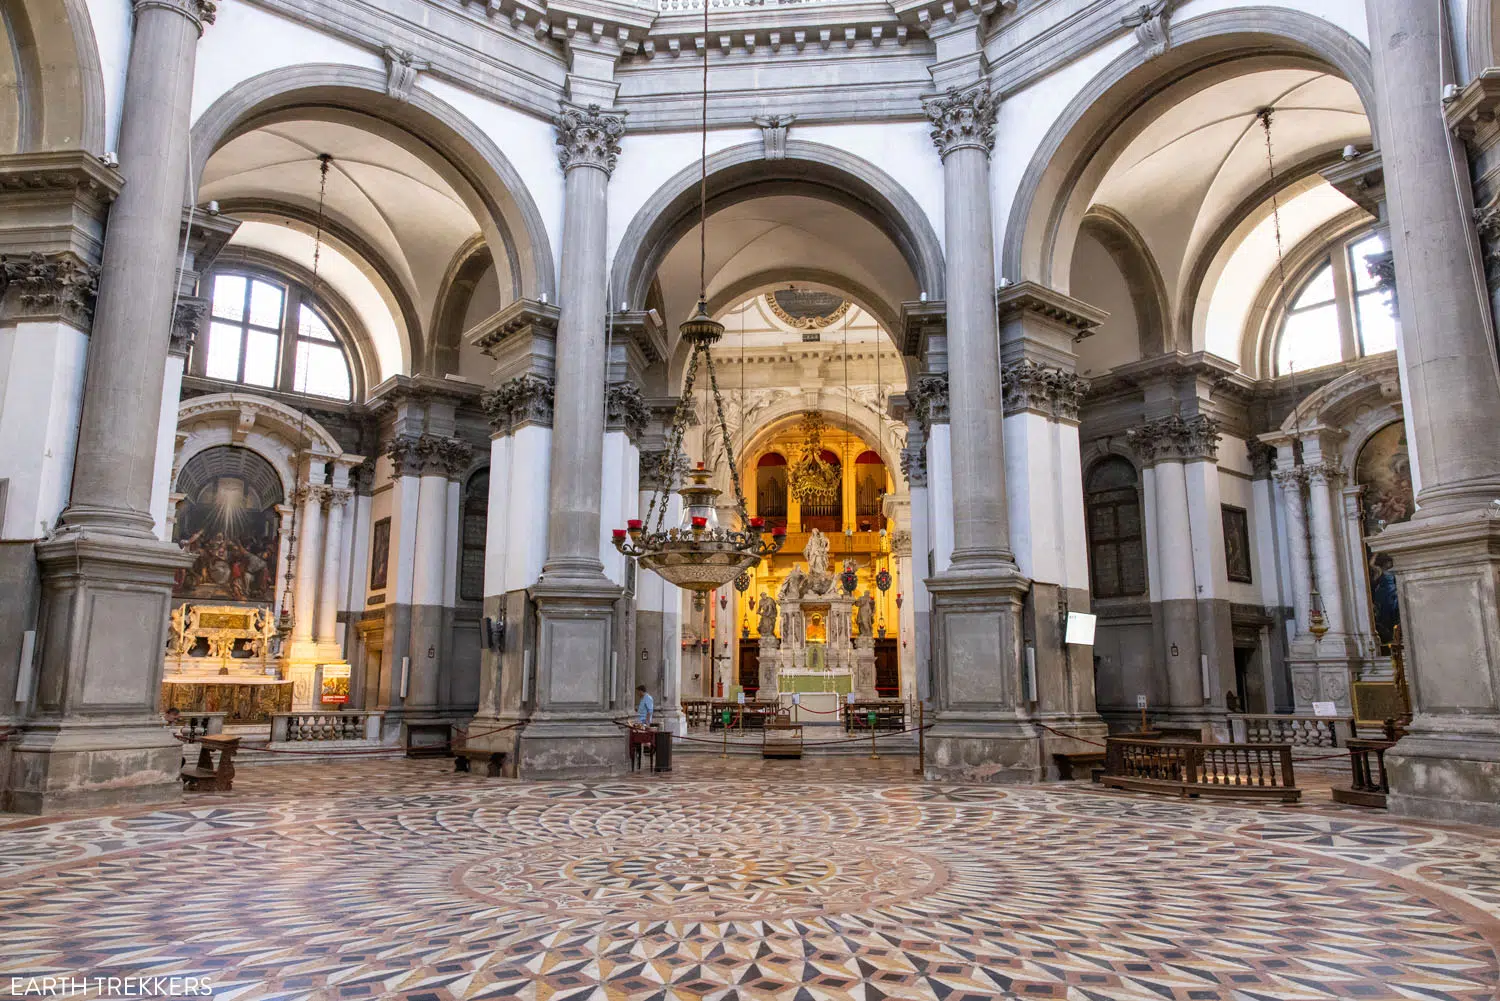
xmin=635 ymin=684 xmax=654 ymax=726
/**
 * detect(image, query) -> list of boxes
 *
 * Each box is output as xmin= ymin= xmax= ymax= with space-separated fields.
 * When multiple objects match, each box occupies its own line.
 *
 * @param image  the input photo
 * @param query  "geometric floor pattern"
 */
xmin=2 ymin=757 xmax=1498 ymax=1000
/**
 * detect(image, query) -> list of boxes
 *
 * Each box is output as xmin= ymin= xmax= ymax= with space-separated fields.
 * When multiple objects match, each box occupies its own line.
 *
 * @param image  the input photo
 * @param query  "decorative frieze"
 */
xmin=905 ymin=372 xmax=949 ymax=433
xmin=0 ymin=252 xmax=99 ymax=329
xmin=482 ymin=372 xmax=555 ymax=435
xmin=605 ymin=382 xmax=649 ymax=442
xmin=899 ymin=443 xmax=928 ymax=487
xmin=1001 ymin=360 xmax=1089 ymax=422
xmin=925 ymin=85 xmax=998 ymax=159
xmin=555 ymin=104 xmax=626 ymax=176
xmin=1126 ymin=414 xmax=1221 ymax=466
xmin=171 ymin=297 xmax=208 ymax=356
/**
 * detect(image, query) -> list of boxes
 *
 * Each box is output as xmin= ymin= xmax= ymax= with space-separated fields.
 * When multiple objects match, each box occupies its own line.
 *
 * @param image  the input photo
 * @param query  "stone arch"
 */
xmin=1 ymin=0 xmax=106 ymax=153
xmin=736 ymin=392 xmax=905 ymax=490
xmin=1002 ymin=8 xmax=1378 ymax=290
xmin=175 ymin=392 xmax=346 ymax=494
xmin=704 ymin=268 xmax=903 ymax=344
xmin=610 ymin=139 xmax=944 ymax=329
xmin=429 ymin=237 xmax=492 ymax=376
xmin=1468 ymin=0 xmax=1500 ymax=81
xmin=1077 ymin=207 xmax=1172 ymax=356
xmin=189 ymin=64 xmax=555 ymax=303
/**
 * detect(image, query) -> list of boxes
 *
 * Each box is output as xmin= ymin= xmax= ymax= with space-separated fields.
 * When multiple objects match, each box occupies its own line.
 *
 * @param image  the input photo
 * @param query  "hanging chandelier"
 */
xmin=788 ymin=412 xmax=840 ymax=504
xmin=611 ymin=0 xmax=784 ymax=592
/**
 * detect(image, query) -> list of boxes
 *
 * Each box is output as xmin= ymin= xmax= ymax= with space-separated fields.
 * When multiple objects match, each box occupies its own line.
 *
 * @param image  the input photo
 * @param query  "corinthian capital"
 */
xmin=555 ymin=104 xmax=626 ymax=176
xmin=925 ymin=86 xmax=998 ymax=159
xmin=1126 ymin=413 xmax=1221 ymax=466
xmin=133 ymin=0 xmax=217 ymax=33
xmin=1 ymin=252 xmax=99 ymax=329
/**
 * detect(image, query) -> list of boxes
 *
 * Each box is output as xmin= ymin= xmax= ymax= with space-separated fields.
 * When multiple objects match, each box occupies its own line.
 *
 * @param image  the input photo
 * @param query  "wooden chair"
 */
xmin=181 ymin=734 xmax=240 ymax=792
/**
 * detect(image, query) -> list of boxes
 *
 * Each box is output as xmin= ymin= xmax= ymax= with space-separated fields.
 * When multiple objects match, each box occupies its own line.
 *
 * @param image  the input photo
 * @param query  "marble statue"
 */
xmin=804 ymin=528 xmax=831 ymax=577
xmin=167 ymin=605 xmax=189 ymax=656
xmin=855 ymin=591 xmax=876 ymax=637
xmin=756 ymin=593 xmax=778 ymax=638
xmin=778 ymin=566 xmax=806 ymax=601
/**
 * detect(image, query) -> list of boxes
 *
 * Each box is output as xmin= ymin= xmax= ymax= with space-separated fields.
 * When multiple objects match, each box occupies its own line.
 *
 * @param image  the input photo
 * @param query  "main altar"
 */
xmin=161 ymin=603 xmax=293 ymax=724
xmin=754 ymin=530 xmax=878 ymax=703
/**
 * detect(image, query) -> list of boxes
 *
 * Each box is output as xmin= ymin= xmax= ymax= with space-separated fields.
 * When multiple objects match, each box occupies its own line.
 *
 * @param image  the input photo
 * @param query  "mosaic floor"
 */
xmin=2 ymin=758 xmax=1498 ymax=1001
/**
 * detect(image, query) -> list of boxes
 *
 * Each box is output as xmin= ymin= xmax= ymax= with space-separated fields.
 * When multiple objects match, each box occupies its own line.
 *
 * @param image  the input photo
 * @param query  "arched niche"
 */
xmin=1003 ymin=8 xmax=1377 ymax=295
xmin=171 ymin=444 xmax=285 ymax=604
xmin=190 ymin=64 xmax=555 ymax=307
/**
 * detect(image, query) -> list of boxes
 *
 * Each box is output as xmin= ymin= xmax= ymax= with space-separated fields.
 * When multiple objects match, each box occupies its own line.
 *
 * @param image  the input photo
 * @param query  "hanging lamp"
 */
xmin=612 ymin=1 xmax=784 ymax=591
xmin=1259 ymin=108 xmax=1329 ymax=640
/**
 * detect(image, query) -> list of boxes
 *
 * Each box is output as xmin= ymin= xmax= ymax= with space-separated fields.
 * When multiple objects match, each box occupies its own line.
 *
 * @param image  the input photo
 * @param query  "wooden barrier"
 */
xmin=1332 ymin=738 xmax=1395 ymax=808
xmin=1102 ymin=737 xmax=1300 ymax=803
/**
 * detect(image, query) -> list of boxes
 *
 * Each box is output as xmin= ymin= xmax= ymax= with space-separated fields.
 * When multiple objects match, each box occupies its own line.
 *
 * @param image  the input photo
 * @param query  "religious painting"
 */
xmin=369 ymin=517 xmax=391 ymax=592
xmin=1356 ymin=422 xmax=1414 ymax=652
xmin=172 ymin=446 xmax=283 ymax=603
xmin=1221 ymin=505 xmax=1252 ymax=584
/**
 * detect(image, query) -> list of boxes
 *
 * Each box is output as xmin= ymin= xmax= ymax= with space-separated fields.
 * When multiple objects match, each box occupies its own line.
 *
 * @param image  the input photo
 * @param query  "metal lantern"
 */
xmin=875 ymin=567 xmax=892 ymax=592
xmin=733 ymin=571 xmax=751 ymax=592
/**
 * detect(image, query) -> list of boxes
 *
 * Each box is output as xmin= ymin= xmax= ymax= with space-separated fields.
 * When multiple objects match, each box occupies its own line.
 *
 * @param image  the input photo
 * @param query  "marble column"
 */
xmin=921 ymin=85 xmax=1035 ymax=782
xmin=290 ymin=481 xmax=326 ymax=648
xmin=1365 ymin=0 xmax=1500 ymax=824
xmin=1127 ymin=414 xmax=1222 ymax=728
xmin=12 ymin=0 xmax=215 ymax=813
xmin=315 ymin=487 xmax=353 ymax=646
xmin=1304 ymin=464 xmax=1348 ymax=638
xmin=408 ymin=436 xmax=469 ymax=712
xmin=900 ymin=427 xmax=932 ymax=701
xmin=520 ymin=104 xmax=628 ymax=779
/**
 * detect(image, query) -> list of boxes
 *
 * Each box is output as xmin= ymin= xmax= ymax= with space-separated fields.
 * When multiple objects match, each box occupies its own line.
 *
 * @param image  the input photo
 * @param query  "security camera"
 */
xmin=205 ymin=200 xmax=221 ymax=215
xmin=1342 ymin=145 xmax=1359 ymax=162
xmin=1442 ymin=83 xmax=1462 ymax=104
xmin=98 ymin=152 xmax=119 ymax=168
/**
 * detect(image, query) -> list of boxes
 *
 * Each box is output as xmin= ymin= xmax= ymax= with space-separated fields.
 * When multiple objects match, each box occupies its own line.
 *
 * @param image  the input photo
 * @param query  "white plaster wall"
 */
xmin=189 ymin=0 xmax=383 ymax=125
xmin=82 ymin=0 xmax=131 ymax=152
xmin=598 ymin=430 xmax=639 ymax=586
xmin=1174 ymin=0 xmax=1370 ymax=46
xmin=1142 ymin=464 xmax=1162 ymax=601
xmin=419 ymin=78 xmax=567 ymax=288
xmin=345 ymin=491 xmax=371 ymax=614
xmin=607 ymin=128 xmax=759 ymax=282
xmin=793 ymin=121 xmax=946 ymax=256
xmin=990 ymin=35 xmax=1135 ymax=283
xmin=390 ymin=467 xmax=421 ymax=605
xmin=443 ymin=479 xmax=461 ymax=608
xmin=1218 ymin=467 xmax=1266 ymax=607
xmin=483 ymin=434 xmax=512 ymax=598
xmin=1057 ymin=421 xmax=1090 ymax=592
xmin=503 ymin=425 xmax=550 ymax=592
xmin=1003 ymin=411 xmax=1053 ymax=583
xmin=1184 ymin=460 xmax=1226 ymax=600
xmin=0 ymin=320 xmax=88 ymax=539
xmin=926 ymin=424 xmax=954 ymax=573
xmin=149 ymin=354 xmax=186 ymax=539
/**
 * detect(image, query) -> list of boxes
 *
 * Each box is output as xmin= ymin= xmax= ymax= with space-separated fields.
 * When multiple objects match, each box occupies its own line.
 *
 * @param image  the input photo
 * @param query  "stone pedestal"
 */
xmin=5 ymin=534 xmax=190 ymax=813
xmin=1374 ymin=511 xmax=1500 ymax=825
xmin=514 ymin=578 xmax=627 ymax=779
xmin=924 ymin=565 xmax=1039 ymax=783
xmin=853 ymin=636 xmax=877 ymax=700
xmin=757 ymin=636 xmax=780 ymax=695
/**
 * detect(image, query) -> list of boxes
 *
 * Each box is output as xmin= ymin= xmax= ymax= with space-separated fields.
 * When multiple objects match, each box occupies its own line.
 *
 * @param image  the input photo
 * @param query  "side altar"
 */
xmin=754 ymin=530 xmax=878 ymax=701
xmin=161 ymin=603 xmax=293 ymax=723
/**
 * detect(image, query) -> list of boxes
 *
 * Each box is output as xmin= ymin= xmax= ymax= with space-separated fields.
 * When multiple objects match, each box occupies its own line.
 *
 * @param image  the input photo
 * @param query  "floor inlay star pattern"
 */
xmin=1 ymin=759 xmax=1497 ymax=1001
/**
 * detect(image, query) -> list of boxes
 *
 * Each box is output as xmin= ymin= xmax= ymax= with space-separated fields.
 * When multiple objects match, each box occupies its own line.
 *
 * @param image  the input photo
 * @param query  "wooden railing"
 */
xmin=269 ymin=711 xmax=383 ymax=743
xmin=1332 ymin=738 xmax=1396 ymax=808
xmin=1228 ymin=714 xmax=1352 ymax=748
xmin=1103 ymin=737 xmax=1300 ymax=802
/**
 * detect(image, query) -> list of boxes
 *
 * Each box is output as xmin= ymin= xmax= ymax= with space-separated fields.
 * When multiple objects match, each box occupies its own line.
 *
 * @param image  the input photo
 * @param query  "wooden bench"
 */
xmin=181 ymin=734 xmax=240 ymax=792
xmin=762 ymin=720 xmax=804 ymax=759
xmin=844 ymin=701 xmax=906 ymax=733
xmin=453 ymin=747 xmax=507 ymax=777
xmin=1054 ymin=751 xmax=1106 ymax=782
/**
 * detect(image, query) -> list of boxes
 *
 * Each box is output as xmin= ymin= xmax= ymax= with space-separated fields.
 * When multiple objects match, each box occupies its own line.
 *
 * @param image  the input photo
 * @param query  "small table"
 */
xmin=628 ymin=726 xmax=657 ymax=771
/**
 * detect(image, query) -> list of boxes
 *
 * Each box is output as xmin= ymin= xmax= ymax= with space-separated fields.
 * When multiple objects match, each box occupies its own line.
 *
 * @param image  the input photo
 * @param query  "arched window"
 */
xmin=1085 ymin=457 xmax=1146 ymax=600
xmin=459 ymin=470 xmax=488 ymax=602
xmin=196 ymin=271 xmax=355 ymax=401
xmin=1275 ymin=230 xmax=1395 ymax=376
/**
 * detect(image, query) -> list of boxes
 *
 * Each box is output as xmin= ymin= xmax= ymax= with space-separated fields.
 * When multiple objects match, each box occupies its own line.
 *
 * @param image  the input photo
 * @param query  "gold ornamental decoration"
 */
xmin=766 ymin=290 xmax=852 ymax=331
xmin=788 ymin=412 xmax=841 ymax=505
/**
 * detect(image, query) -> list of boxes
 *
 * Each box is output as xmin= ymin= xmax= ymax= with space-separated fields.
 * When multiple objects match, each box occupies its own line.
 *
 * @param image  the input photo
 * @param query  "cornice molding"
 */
xmin=995 ymin=280 xmax=1107 ymax=338
xmin=466 ymin=297 xmax=561 ymax=356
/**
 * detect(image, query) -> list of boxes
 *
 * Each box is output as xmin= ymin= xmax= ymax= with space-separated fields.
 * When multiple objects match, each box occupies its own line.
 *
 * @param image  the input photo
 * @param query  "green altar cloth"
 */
xmin=779 ymin=673 xmax=853 ymax=694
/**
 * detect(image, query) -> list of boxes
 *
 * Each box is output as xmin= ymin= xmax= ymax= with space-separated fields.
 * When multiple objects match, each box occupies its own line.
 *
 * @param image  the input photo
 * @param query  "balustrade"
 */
xmin=269 ymin=711 xmax=383 ymax=744
xmin=1103 ymin=737 xmax=1300 ymax=802
xmin=1228 ymin=714 xmax=1352 ymax=748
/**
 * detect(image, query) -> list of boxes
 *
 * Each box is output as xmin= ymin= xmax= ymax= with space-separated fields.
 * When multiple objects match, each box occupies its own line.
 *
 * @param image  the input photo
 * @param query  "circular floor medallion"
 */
xmin=453 ymin=836 xmax=947 ymax=921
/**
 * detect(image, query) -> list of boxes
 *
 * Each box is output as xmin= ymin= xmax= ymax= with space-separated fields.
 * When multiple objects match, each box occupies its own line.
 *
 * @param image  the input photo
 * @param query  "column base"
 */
xmin=5 ymin=718 xmax=182 ymax=814
xmin=1372 ymin=509 xmax=1500 ymax=826
xmin=521 ymin=574 xmax=627 ymax=779
xmin=925 ymin=561 xmax=1038 ymax=783
xmin=7 ymin=531 xmax=193 ymax=814
xmin=514 ymin=716 xmax=628 ymax=779
xmin=1034 ymin=715 xmax=1111 ymax=780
